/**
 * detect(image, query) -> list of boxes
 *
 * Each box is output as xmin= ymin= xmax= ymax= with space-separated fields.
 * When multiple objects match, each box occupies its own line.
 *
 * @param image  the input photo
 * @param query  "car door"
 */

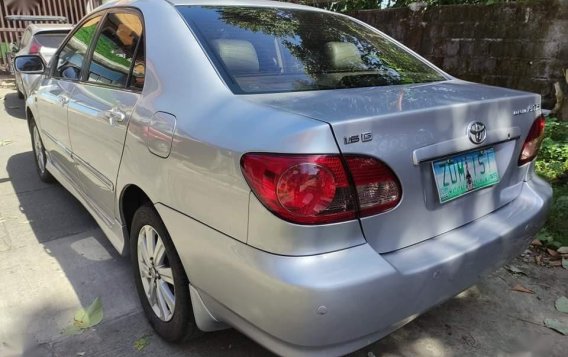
xmin=67 ymin=10 xmax=144 ymax=221
xmin=35 ymin=15 xmax=103 ymax=183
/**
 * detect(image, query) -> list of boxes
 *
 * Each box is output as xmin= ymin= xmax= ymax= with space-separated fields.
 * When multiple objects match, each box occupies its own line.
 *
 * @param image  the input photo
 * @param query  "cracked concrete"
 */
xmin=0 ymin=87 xmax=566 ymax=357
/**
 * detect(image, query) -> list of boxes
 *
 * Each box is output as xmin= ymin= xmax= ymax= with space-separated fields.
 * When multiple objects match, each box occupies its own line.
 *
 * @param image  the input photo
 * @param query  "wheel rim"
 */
xmin=137 ymin=225 xmax=176 ymax=322
xmin=33 ymin=126 xmax=46 ymax=174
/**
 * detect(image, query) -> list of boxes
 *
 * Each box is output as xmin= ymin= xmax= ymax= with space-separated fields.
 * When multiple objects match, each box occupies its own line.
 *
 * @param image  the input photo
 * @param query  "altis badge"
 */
xmin=513 ymin=104 xmax=540 ymax=116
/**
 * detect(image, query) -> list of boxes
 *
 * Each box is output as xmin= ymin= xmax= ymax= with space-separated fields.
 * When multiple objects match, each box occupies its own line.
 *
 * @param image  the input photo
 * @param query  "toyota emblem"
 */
xmin=467 ymin=122 xmax=486 ymax=144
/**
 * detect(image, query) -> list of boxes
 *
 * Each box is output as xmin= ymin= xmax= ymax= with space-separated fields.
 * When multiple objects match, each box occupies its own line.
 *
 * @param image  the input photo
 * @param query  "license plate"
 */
xmin=432 ymin=147 xmax=500 ymax=203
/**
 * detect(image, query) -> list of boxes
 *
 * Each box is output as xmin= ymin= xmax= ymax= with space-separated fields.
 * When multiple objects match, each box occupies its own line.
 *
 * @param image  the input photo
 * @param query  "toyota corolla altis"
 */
xmin=14 ymin=0 xmax=552 ymax=356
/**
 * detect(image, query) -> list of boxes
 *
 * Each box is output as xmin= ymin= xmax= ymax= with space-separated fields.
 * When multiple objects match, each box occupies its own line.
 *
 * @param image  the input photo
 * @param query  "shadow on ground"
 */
xmin=0 ymin=90 xmax=271 ymax=356
xmin=3 ymin=91 xmax=26 ymax=120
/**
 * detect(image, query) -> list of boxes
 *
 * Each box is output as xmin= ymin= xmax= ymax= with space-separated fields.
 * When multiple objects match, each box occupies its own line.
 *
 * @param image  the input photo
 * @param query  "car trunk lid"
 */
xmin=245 ymin=80 xmax=542 ymax=253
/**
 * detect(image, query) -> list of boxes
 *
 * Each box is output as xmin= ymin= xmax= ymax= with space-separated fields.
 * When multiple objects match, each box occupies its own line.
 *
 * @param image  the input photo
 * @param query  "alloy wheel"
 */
xmin=137 ymin=225 xmax=176 ymax=322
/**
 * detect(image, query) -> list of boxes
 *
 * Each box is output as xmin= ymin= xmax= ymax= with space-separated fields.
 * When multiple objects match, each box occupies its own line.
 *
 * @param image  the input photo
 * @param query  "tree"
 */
xmin=551 ymin=69 xmax=568 ymax=121
xmin=295 ymin=0 xmax=521 ymax=13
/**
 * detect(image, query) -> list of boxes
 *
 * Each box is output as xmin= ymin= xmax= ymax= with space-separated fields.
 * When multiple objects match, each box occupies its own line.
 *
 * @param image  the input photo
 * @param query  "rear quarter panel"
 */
xmin=115 ymin=1 xmax=363 ymax=254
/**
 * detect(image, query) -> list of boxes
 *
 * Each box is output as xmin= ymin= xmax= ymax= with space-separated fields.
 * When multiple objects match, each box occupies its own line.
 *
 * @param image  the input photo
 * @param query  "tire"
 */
xmin=130 ymin=204 xmax=200 ymax=342
xmin=30 ymin=120 xmax=54 ymax=183
xmin=15 ymin=79 xmax=24 ymax=99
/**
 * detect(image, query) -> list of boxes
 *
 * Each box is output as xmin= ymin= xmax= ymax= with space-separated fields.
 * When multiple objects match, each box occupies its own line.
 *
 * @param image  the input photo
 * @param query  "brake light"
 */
xmin=29 ymin=38 xmax=42 ymax=55
xmin=241 ymin=153 xmax=401 ymax=224
xmin=241 ymin=154 xmax=356 ymax=224
xmin=518 ymin=115 xmax=546 ymax=166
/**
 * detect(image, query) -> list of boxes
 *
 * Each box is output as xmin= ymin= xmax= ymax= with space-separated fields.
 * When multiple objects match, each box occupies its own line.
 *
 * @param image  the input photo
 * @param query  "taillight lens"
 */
xmin=345 ymin=156 xmax=401 ymax=217
xmin=518 ymin=115 xmax=546 ymax=166
xmin=241 ymin=154 xmax=356 ymax=224
xmin=29 ymin=38 xmax=42 ymax=55
xmin=241 ymin=153 xmax=401 ymax=224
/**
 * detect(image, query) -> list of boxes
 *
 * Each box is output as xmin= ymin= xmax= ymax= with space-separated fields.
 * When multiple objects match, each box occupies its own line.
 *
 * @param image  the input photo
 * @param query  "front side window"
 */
xmin=87 ymin=12 xmax=143 ymax=88
xmin=53 ymin=16 xmax=102 ymax=80
xmin=178 ymin=6 xmax=446 ymax=94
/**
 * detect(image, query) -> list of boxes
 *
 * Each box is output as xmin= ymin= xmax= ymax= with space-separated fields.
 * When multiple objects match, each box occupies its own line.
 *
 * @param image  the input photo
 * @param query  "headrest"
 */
xmin=325 ymin=42 xmax=365 ymax=71
xmin=212 ymin=39 xmax=259 ymax=74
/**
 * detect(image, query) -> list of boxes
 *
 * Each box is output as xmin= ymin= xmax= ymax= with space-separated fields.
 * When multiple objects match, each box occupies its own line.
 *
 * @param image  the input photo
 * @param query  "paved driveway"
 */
xmin=0 ymin=86 xmax=566 ymax=357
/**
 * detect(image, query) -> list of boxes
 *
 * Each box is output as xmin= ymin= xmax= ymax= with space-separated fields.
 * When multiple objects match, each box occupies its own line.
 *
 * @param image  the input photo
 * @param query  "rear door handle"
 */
xmin=105 ymin=108 xmax=126 ymax=125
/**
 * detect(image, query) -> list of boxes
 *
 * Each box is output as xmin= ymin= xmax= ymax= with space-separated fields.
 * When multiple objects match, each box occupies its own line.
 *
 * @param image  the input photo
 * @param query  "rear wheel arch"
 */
xmin=122 ymin=187 xmax=202 ymax=341
xmin=26 ymin=107 xmax=35 ymax=133
xmin=120 ymin=184 xmax=152 ymax=237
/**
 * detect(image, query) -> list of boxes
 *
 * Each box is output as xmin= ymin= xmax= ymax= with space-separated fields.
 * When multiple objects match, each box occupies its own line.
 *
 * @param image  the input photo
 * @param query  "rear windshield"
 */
xmin=35 ymin=32 xmax=69 ymax=48
xmin=178 ymin=6 xmax=446 ymax=94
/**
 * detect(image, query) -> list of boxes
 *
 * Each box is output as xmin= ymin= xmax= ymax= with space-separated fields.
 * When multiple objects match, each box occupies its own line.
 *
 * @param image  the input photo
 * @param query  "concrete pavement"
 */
xmin=0 ymin=87 xmax=566 ymax=357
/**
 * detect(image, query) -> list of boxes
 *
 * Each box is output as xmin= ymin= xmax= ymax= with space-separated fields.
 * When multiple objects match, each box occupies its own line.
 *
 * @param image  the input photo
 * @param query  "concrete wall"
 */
xmin=351 ymin=1 xmax=568 ymax=108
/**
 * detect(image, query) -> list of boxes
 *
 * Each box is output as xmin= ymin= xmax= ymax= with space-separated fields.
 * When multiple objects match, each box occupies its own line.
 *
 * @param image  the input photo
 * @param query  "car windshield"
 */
xmin=178 ymin=6 xmax=446 ymax=94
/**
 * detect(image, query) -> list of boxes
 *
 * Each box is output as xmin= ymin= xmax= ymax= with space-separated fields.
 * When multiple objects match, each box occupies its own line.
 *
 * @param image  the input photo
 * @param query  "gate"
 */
xmin=0 ymin=0 xmax=102 ymax=73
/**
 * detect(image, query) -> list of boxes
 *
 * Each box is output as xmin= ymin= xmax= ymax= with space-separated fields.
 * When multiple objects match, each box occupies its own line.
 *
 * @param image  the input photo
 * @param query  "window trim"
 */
xmin=126 ymin=33 xmax=144 ymax=91
xmin=81 ymin=7 xmax=146 ymax=92
xmin=49 ymin=10 xmax=107 ymax=82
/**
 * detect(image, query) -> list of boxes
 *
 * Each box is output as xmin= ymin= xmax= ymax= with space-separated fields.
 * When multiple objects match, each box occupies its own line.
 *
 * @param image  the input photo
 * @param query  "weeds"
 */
xmin=536 ymin=117 xmax=568 ymax=247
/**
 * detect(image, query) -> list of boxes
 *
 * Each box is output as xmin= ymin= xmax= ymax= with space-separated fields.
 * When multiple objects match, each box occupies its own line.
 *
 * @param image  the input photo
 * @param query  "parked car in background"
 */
xmin=14 ymin=0 xmax=552 ymax=356
xmin=13 ymin=23 xmax=72 ymax=98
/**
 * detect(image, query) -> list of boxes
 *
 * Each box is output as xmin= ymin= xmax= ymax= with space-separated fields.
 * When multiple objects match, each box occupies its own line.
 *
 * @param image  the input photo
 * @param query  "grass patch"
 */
xmin=536 ymin=117 xmax=568 ymax=248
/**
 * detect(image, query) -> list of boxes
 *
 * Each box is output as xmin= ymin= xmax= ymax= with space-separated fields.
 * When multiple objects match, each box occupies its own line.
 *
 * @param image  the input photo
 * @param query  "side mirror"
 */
xmin=14 ymin=55 xmax=45 ymax=74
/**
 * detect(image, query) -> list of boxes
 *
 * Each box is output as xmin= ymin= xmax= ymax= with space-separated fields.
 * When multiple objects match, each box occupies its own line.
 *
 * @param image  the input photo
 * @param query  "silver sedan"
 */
xmin=13 ymin=23 xmax=72 ymax=99
xmin=14 ymin=0 xmax=552 ymax=356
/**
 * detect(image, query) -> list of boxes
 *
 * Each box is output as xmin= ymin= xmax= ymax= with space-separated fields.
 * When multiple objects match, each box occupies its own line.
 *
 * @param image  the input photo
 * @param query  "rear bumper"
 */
xmin=158 ymin=176 xmax=552 ymax=357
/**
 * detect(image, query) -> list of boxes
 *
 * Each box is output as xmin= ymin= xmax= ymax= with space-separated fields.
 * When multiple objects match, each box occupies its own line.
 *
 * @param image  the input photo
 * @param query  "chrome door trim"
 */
xmin=44 ymin=154 xmax=125 ymax=252
xmin=41 ymin=129 xmax=73 ymax=156
xmin=72 ymin=152 xmax=115 ymax=192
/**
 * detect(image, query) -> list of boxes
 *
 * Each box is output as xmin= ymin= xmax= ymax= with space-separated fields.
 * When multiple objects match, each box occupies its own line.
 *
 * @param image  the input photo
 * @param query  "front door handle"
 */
xmin=105 ymin=108 xmax=126 ymax=125
xmin=58 ymin=95 xmax=69 ymax=105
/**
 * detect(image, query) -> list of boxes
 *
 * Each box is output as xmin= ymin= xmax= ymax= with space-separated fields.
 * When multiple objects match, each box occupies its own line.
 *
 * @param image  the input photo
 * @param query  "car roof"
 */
xmin=27 ymin=23 xmax=73 ymax=33
xmin=167 ymin=0 xmax=321 ymax=10
xmin=96 ymin=0 xmax=319 ymax=12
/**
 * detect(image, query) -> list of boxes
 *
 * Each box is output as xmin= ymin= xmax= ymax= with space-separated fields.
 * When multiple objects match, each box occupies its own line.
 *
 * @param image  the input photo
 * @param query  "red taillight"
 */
xmin=518 ymin=115 xmax=546 ymax=166
xmin=241 ymin=154 xmax=356 ymax=224
xmin=240 ymin=153 xmax=401 ymax=225
xmin=344 ymin=156 xmax=401 ymax=217
xmin=29 ymin=39 xmax=42 ymax=55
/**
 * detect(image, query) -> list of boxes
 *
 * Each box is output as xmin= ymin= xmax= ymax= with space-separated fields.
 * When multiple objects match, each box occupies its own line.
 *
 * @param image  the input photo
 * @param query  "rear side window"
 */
xmin=87 ymin=12 xmax=143 ymax=88
xmin=53 ymin=16 xmax=102 ymax=80
xmin=34 ymin=32 xmax=69 ymax=49
xmin=178 ymin=6 xmax=446 ymax=94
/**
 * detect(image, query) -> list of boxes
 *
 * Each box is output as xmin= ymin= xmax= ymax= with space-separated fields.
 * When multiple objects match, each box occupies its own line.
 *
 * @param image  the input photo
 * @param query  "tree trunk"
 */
xmin=551 ymin=69 xmax=568 ymax=121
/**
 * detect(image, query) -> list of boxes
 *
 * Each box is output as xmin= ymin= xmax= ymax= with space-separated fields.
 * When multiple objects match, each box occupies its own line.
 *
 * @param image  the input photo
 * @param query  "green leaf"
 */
xmin=555 ymin=296 xmax=568 ymax=314
xmin=62 ymin=324 xmax=83 ymax=336
xmin=133 ymin=335 xmax=151 ymax=351
xmin=73 ymin=297 xmax=103 ymax=329
xmin=544 ymin=318 xmax=568 ymax=335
